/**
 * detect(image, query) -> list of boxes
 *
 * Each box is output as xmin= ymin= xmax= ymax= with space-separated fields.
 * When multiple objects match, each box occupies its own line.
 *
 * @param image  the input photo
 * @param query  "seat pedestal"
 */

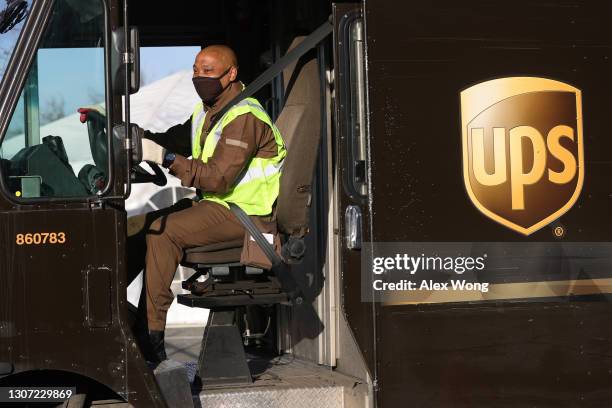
xmin=177 ymin=266 xmax=293 ymax=387
xmin=198 ymin=308 xmax=252 ymax=387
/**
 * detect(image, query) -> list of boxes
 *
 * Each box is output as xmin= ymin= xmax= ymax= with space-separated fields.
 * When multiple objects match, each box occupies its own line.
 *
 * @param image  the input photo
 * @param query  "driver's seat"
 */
xmin=181 ymin=239 xmax=243 ymax=265
xmin=176 ymin=37 xmax=321 ymax=386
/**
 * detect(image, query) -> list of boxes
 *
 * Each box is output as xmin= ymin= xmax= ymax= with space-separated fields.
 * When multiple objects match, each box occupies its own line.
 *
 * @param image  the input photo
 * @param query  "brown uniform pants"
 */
xmin=127 ymin=198 xmax=245 ymax=331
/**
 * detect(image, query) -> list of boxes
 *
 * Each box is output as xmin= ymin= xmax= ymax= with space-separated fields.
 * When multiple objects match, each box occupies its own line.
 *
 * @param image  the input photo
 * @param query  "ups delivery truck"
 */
xmin=1 ymin=0 xmax=612 ymax=407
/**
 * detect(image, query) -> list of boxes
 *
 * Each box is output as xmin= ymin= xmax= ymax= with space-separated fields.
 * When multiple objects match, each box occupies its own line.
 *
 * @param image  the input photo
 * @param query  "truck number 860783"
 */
xmin=15 ymin=232 xmax=66 ymax=245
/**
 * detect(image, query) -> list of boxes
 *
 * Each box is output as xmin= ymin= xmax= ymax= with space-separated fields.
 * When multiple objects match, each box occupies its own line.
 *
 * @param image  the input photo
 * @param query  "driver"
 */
xmin=126 ymin=45 xmax=286 ymax=365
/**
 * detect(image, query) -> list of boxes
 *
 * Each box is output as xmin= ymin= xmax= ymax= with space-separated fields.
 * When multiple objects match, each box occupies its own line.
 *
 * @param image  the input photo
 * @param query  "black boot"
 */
xmin=130 ymin=314 xmax=166 ymax=364
xmin=130 ymin=309 xmax=157 ymax=363
xmin=149 ymin=330 xmax=167 ymax=363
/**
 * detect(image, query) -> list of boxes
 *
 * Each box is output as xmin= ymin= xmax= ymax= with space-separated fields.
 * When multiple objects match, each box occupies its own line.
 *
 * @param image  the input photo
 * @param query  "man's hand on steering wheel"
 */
xmin=128 ymin=125 xmax=169 ymax=186
xmin=141 ymin=138 xmax=166 ymax=166
xmin=78 ymin=109 xmax=169 ymax=186
xmin=132 ymin=137 xmax=169 ymax=186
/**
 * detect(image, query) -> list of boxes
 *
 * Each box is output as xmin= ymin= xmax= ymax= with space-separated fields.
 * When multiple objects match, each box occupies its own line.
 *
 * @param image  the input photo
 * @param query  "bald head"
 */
xmin=193 ymin=45 xmax=238 ymax=85
xmin=201 ymin=45 xmax=237 ymax=67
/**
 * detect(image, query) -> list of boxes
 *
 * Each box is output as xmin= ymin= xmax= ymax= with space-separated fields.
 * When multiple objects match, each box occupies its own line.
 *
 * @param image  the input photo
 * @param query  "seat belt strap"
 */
xmin=209 ymin=18 xmax=333 ymax=130
xmin=229 ymin=203 xmax=282 ymax=268
xmin=222 ymin=18 xmax=332 ymax=268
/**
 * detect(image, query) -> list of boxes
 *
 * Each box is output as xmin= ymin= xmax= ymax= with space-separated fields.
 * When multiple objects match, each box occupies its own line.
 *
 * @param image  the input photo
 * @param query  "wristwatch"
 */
xmin=162 ymin=152 xmax=176 ymax=168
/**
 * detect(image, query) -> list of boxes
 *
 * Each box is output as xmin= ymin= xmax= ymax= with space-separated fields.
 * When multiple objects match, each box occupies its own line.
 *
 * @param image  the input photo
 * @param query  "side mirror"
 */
xmin=111 ymin=27 xmax=140 ymax=95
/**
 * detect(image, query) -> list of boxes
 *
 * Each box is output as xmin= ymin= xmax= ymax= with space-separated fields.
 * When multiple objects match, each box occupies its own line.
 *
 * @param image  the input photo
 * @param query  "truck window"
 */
xmin=0 ymin=0 xmax=32 ymax=80
xmin=0 ymin=0 xmax=107 ymax=199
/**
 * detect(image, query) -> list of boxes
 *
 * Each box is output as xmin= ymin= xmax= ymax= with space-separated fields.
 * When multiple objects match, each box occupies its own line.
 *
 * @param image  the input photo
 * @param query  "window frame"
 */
xmin=0 ymin=0 xmax=115 ymax=204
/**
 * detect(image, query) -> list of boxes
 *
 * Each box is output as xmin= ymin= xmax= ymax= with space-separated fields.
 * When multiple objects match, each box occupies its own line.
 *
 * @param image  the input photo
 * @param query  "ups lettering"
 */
xmin=470 ymin=125 xmax=577 ymax=210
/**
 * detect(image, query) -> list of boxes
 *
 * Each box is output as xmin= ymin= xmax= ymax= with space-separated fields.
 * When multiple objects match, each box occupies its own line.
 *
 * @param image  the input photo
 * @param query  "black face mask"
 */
xmin=192 ymin=67 xmax=231 ymax=105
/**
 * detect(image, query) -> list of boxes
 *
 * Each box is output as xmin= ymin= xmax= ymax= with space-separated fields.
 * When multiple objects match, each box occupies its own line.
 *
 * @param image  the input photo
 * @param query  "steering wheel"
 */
xmin=79 ymin=108 xmax=167 ymax=187
xmin=131 ymin=162 xmax=167 ymax=186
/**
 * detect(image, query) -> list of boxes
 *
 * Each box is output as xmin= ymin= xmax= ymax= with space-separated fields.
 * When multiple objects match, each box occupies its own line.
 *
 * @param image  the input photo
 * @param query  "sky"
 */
xmin=34 ymin=45 xmax=199 ymax=116
xmin=140 ymin=46 xmax=200 ymax=85
xmin=0 ymin=0 xmax=199 ymax=111
xmin=0 ymin=0 xmax=199 ymax=117
xmin=0 ymin=44 xmax=199 ymax=127
xmin=38 ymin=48 xmax=106 ymax=110
xmin=0 ymin=0 xmax=199 ymax=145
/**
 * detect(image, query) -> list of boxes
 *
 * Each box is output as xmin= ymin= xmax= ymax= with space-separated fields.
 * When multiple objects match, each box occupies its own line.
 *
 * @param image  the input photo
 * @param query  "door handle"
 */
xmin=345 ymin=205 xmax=362 ymax=250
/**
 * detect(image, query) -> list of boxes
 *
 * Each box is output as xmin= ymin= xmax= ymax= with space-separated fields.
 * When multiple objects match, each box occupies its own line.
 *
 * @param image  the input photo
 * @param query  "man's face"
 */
xmin=192 ymin=51 xmax=236 ymax=89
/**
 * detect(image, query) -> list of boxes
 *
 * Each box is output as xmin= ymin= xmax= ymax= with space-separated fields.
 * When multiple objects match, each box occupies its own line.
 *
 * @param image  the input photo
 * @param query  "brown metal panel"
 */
xmin=84 ymin=266 xmax=112 ymax=328
xmin=363 ymin=0 xmax=612 ymax=406
xmin=0 ymin=206 xmax=164 ymax=406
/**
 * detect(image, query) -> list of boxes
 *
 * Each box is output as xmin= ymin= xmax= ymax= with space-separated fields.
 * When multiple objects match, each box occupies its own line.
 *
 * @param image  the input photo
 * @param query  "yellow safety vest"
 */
xmin=191 ymin=97 xmax=286 ymax=216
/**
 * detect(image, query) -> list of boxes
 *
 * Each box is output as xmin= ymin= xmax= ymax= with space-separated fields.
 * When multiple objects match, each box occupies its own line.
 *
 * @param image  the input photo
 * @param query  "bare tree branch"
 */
xmin=40 ymin=95 xmax=66 ymax=125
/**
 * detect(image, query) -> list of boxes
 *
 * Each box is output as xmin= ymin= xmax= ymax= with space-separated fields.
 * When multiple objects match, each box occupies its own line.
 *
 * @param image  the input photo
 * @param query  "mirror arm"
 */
xmin=122 ymin=0 xmax=132 ymax=199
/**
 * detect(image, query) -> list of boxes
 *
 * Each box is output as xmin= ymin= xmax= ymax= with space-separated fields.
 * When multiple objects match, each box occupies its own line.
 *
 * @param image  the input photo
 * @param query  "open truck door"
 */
xmin=332 ymin=0 xmax=378 ymax=398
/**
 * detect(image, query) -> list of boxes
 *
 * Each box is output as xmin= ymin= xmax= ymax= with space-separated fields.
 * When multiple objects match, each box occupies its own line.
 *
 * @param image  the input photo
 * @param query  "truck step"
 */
xmin=194 ymin=356 xmax=362 ymax=408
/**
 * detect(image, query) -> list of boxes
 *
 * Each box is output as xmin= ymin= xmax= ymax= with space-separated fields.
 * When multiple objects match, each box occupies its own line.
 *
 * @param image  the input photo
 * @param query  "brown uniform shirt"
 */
xmin=144 ymin=81 xmax=278 ymax=195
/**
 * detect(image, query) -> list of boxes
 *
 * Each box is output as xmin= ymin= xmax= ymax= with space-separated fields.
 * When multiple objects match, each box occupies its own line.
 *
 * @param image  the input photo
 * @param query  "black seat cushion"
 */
xmin=182 ymin=239 xmax=243 ymax=266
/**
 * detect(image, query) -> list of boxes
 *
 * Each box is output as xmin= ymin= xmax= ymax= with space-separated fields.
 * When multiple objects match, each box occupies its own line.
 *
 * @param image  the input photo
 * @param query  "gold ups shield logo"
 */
xmin=461 ymin=77 xmax=584 ymax=235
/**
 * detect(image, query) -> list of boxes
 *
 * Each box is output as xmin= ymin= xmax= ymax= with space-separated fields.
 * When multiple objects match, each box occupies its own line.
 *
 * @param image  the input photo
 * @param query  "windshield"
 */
xmin=0 ymin=0 xmax=31 ymax=80
xmin=0 ymin=0 xmax=107 ymax=199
